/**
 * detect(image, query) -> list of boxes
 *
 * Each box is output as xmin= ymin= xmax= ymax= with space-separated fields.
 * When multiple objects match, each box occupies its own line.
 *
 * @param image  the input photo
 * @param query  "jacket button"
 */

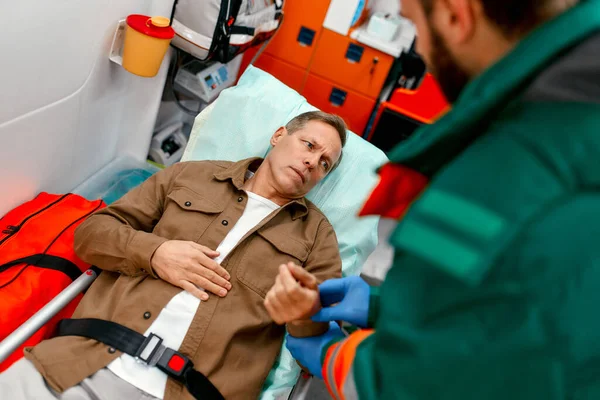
xmin=108 ymin=347 xmax=116 ymax=354
xmin=143 ymin=311 xmax=151 ymax=319
xmin=185 ymin=201 xmax=191 ymax=207
xmin=222 ymin=220 xmax=229 ymax=226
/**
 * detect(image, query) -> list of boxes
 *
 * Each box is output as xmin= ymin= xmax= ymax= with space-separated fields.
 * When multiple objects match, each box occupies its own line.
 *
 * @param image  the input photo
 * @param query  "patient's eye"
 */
xmin=321 ymin=160 xmax=329 ymax=171
xmin=304 ymin=141 xmax=314 ymax=149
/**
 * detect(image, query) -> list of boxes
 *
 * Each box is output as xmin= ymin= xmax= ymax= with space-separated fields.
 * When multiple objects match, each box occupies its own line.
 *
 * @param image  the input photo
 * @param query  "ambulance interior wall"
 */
xmin=0 ymin=0 xmax=174 ymax=217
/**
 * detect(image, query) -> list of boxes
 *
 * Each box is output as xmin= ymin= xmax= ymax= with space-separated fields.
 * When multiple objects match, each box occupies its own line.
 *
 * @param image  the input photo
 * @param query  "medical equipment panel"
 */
xmin=368 ymin=73 xmax=450 ymax=152
xmin=174 ymin=58 xmax=241 ymax=103
xmin=366 ymin=12 xmax=402 ymax=42
xmin=148 ymin=122 xmax=187 ymax=166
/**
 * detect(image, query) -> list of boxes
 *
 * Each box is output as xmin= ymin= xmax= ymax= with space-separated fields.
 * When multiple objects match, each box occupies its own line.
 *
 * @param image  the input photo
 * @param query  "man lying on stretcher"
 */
xmin=0 ymin=111 xmax=346 ymax=400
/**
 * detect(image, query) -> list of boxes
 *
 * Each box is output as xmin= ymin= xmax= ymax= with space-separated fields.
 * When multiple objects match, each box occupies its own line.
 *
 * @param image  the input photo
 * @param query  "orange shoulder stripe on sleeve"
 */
xmin=322 ymin=329 xmax=375 ymax=400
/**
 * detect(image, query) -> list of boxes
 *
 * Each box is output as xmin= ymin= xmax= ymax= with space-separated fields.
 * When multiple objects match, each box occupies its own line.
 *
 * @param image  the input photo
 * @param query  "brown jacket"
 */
xmin=25 ymin=158 xmax=342 ymax=400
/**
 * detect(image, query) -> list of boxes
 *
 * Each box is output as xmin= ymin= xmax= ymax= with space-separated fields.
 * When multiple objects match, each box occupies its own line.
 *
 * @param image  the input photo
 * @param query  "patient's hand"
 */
xmin=264 ymin=262 xmax=321 ymax=325
xmin=151 ymin=240 xmax=231 ymax=301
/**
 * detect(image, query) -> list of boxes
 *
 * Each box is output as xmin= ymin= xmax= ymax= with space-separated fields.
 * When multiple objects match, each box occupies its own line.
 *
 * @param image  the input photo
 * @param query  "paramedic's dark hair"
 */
xmin=285 ymin=111 xmax=347 ymax=172
xmin=421 ymin=0 xmax=579 ymax=38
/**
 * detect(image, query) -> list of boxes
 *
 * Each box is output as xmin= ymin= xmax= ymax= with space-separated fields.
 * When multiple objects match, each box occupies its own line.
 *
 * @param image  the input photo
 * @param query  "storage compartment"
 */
xmin=254 ymin=53 xmax=307 ymax=93
xmin=73 ymin=156 xmax=161 ymax=205
xmin=264 ymin=0 xmax=331 ymax=69
xmin=386 ymin=73 xmax=450 ymax=124
xmin=368 ymin=108 xmax=422 ymax=153
xmin=310 ymin=29 xmax=394 ymax=99
xmin=303 ymin=73 xmax=375 ymax=135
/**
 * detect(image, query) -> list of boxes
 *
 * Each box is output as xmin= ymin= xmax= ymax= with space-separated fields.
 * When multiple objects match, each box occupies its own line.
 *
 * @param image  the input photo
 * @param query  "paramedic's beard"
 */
xmin=427 ymin=25 xmax=471 ymax=104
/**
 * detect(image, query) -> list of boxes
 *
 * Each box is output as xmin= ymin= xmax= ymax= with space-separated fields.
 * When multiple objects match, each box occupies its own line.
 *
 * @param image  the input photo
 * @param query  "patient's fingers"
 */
xmin=194 ymin=252 xmax=230 ymax=280
xmin=264 ymin=262 xmax=322 ymax=324
xmin=190 ymin=263 xmax=231 ymax=291
xmin=190 ymin=242 xmax=220 ymax=258
xmin=274 ymin=272 xmax=287 ymax=295
xmin=273 ymin=272 xmax=294 ymax=309
xmin=287 ymin=263 xmax=318 ymax=290
xmin=189 ymin=274 xmax=228 ymax=298
xmin=278 ymin=265 xmax=311 ymax=308
xmin=264 ymin=290 xmax=286 ymax=324
xmin=279 ymin=263 xmax=299 ymax=293
xmin=180 ymin=280 xmax=209 ymax=301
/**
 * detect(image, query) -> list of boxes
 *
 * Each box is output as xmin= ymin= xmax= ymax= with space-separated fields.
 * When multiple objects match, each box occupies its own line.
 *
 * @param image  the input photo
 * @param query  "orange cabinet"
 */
xmin=309 ymin=29 xmax=394 ymax=99
xmin=303 ymin=73 xmax=375 ymax=134
xmin=264 ymin=0 xmax=331 ymax=69
xmin=253 ymin=53 xmax=306 ymax=93
xmin=238 ymin=1 xmax=398 ymax=136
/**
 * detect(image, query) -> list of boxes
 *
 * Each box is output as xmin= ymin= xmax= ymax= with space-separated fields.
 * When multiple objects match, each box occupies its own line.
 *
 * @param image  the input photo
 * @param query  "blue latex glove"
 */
xmin=311 ymin=276 xmax=370 ymax=328
xmin=286 ymin=321 xmax=345 ymax=379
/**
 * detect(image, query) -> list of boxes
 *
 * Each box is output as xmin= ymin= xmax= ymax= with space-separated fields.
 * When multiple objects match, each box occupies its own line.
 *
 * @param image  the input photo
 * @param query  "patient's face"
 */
xmin=267 ymin=121 xmax=342 ymax=198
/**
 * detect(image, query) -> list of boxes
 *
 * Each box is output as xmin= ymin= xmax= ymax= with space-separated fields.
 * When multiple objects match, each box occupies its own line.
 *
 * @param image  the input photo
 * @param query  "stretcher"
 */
xmin=0 ymin=66 xmax=388 ymax=399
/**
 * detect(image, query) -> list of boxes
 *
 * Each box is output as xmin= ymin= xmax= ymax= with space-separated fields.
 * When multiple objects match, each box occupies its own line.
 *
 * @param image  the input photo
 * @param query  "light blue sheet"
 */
xmin=182 ymin=65 xmax=388 ymax=399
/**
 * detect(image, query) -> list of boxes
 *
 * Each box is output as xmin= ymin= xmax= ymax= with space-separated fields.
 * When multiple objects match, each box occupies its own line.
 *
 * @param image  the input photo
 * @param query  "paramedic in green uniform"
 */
xmin=274 ymin=0 xmax=600 ymax=398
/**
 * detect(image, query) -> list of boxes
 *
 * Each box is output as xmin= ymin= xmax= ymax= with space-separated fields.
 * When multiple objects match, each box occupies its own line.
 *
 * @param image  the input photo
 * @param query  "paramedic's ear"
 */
xmin=270 ymin=126 xmax=287 ymax=146
xmin=438 ymin=0 xmax=478 ymax=46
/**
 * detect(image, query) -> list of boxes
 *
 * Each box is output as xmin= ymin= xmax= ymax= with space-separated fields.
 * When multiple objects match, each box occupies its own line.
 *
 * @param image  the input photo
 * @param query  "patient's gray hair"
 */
xmin=285 ymin=111 xmax=347 ymax=172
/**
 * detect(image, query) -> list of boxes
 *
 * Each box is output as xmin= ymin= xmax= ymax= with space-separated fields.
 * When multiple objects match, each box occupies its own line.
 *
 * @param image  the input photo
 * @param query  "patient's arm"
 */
xmin=265 ymin=219 xmax=342 ymax=337
xmin=74 ymin=163 xmax=231 ymax=300
xmin=73 ymin=163 xmax=184 ymax=277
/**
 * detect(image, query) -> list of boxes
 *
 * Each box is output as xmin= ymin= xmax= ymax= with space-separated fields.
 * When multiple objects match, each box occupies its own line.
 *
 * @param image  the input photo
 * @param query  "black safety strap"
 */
xmin=56 ymin=318 xmax=225 ymax=400
xmin=169 ymin=0 xmax=179 ymax=26
xmin=218 ymin=0 xmax=245 ymax=62
xmin=0 ymin=254 xmax=81 ymax=281
xmin=274 ymin=0 xmax=284 ymax=15
xmin=230 ymin=25 xmax=255 ymax=36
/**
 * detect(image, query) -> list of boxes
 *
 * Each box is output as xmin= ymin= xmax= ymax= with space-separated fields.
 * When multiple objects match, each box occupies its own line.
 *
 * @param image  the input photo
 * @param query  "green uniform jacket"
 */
xmin=327 ymin=1 xmax=600 ymax=399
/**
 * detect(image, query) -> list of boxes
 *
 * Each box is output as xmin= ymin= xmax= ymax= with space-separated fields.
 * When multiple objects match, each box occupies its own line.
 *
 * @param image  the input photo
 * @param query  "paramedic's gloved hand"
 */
xmin=264 ymin=262 xmax=321 ymax=324
xmin=312 ymin=276 xmax=370 ymax=328
xmin=151 ymin=240 xmax=231 ymax=301
xmin=286 ymin=321 xmax=345 ymax=379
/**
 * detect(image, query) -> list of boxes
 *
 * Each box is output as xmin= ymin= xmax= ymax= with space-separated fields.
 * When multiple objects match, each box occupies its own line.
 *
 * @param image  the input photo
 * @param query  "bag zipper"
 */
xmin=0 ymin=193 xmax=71 ymax=248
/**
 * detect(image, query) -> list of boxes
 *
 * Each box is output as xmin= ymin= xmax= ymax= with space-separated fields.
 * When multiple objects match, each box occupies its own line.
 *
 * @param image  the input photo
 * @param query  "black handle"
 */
xmin=346 ymin=43 xmax=364 ymax=63
xmin=329 ymin=88 xmax=347 ymax=107
xmin=297 ymin=26 xmax=316 ymax=47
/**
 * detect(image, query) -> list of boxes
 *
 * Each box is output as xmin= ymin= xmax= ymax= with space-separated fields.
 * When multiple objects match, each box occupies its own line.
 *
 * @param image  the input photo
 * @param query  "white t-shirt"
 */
xmin=107 ymin=190 xmax=280 ymax=399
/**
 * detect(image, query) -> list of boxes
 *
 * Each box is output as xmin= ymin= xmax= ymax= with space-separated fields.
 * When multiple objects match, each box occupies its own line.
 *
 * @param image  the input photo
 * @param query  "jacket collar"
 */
xmin=213 ymin=157 xmax=310 ymax=220
xmin=388 ymin=0 xmax=600 ymax=176
xmin=213 ymin=157 xmax=261 ymax=189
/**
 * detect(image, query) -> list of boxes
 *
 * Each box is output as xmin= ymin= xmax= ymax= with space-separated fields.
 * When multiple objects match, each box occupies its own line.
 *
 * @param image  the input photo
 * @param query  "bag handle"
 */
xmin=0 ymin=254 xmax=81 ymax=282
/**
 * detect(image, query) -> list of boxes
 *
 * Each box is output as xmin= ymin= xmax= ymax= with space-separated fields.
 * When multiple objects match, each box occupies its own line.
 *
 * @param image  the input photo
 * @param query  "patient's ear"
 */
xmin=270 ymin=127 xmax=286 ymax=146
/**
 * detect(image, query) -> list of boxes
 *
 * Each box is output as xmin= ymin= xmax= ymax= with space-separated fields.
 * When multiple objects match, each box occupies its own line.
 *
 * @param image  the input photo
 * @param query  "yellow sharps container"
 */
xmin=122 ymin=15 xmax=175 ymax=78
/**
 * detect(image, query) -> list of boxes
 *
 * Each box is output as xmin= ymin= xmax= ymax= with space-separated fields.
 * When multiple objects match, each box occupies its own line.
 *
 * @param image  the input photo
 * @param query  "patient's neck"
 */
xmin=243 ymin=167 xmax=290 ymax=206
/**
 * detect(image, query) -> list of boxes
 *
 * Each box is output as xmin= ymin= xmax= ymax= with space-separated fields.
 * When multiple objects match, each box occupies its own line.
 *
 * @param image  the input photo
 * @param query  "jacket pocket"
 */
xmin=236 ymin=226 xmax=310 ymax=297
xmin=154 ymin=187 xmax=225 ymax=240
xmin=167 ymin=186 xmax=224 ymax=214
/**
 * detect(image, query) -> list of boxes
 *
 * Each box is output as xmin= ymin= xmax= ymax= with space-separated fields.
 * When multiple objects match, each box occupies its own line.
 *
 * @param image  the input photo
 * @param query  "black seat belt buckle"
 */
xmin=135 ymin=333 xmax=164 ymax=364
xmin=157 ymin=347 xmax=194 ymax=379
